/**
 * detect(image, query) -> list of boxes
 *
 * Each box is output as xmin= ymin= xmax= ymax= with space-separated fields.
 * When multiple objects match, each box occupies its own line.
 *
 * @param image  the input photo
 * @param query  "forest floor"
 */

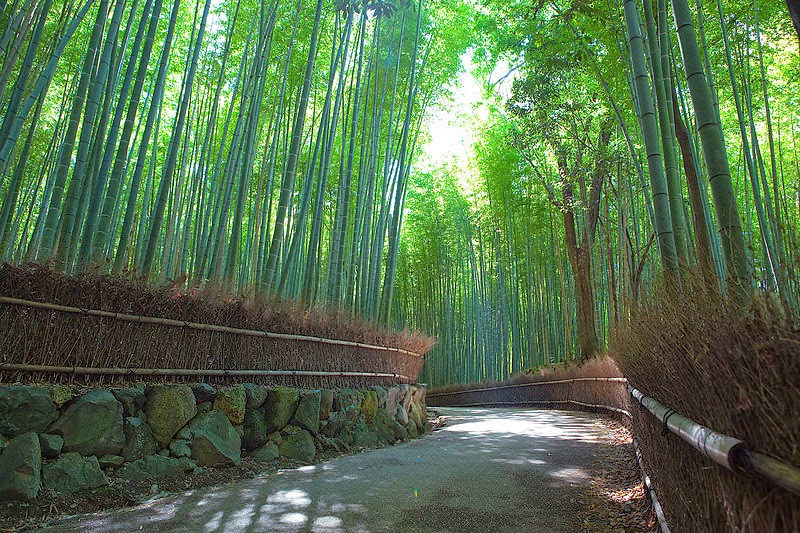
xmin=24 ymin=408 xmax=656 ymax=532
xmin=578 ymin=418 xmax=656 ymax=532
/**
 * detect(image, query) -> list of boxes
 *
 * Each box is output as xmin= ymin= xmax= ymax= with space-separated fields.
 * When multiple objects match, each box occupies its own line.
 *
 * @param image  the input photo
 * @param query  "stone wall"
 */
xmin=0 ymin=383 xmax=429 ymax=501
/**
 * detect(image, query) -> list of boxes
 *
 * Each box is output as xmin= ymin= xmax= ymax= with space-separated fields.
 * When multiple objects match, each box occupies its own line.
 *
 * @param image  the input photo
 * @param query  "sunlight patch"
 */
xmin=313 ymin=515 xmax=343 ymax=528
xmin=280 ymin=512 xmax=307 ymax=525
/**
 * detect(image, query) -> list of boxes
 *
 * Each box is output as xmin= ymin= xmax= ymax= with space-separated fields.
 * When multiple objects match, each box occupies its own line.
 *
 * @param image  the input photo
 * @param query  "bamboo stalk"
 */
xmin=427 ymin=377 xmax=628 ymax=398
xmin=0 ymin=296 xmax=424 ymax=357
xmin=0 ymin=362 xmax=413 ymax=382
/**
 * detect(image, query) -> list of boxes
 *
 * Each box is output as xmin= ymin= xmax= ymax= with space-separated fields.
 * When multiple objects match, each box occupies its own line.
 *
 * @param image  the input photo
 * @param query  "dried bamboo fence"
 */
xmin=427 ymin=377 xmax=630 ymax=415
xmin=0 ymin=296 xmax=425 ymax=388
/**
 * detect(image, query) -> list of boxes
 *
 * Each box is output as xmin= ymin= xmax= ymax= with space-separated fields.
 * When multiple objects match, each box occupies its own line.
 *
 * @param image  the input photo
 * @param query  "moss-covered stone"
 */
xmin=99 ymin=455 xmax=125 ymax=468
xmin=352 ymin=420 xmax=378 ymax=448
xmin=409 ymin=401 xmax=429 ymax=432
xmin=263 ymin=388 xmax=299 ymax=433
xmin=116 ymin=455 xmax=196 ymax=481
xmin=371 ymin=408 xmax=396 ymax=443
xmin=123 ymin=416 xmax=157 ymax=461
xmin=243 ymin=384 xmax=268 ymax=409
xmin=0 ymin=386 xmax=56 ymax=437
xmin=49 ymin=385 xmax=73 ymax=408
xmin=192 ymin=384 xmax=216 ymax=403
xmin=213 ymin=385 xmax=246 ymax=425
xmin=267 ymin=432 xmax=282 ymax=445
xmin=392 ymin=421 xmax=409 ymax=441
xmin=320 ymin=410 xmax=352 ymax=438
xmin=395 ymin=405 xmax=409 ymax=426
xmin=333 ymin=389 xmax=363 ymax=415
xmin=113 ymin=385 xmax=146 ymax=417
xmin=361 ymin=391 xmax=379 ymax=423
xmin=51 ymin=390 xmax=125 ymax=457
xmin=169 ymin=439 xmax=192 ymax=458
xmin=43 ymin=453 xmax=107 ymax=494
xmin=38 ymin=433 xmax=63 ymax=458
xmin=250 ymin=442 xmax=279 ymax=463
xmin=242 ymin=408 xmax=268 ymax=451
xmin=407 ymin=418 xmax=419 ymax=438
xmin=189 ymin=411 xmax=241 ymax=467
xmin=292 ymin=391 xmax=321 ymax=435
xmin=0 ymin=432 xmax=41 ymax=500
xmin=319 ymin=389 xmax=334 ymax=420
xmin=385 ymin=386 xmax=405 ymax=416
xmin=370 ymin=386 xmax=388 ymax=408
xmin=144 ymin=385 xmax=197 ymax=447
xmin=278 ymin=429 xmax=315 ymax=462
xmin=401 ymin=384 xmax=413 ymax=411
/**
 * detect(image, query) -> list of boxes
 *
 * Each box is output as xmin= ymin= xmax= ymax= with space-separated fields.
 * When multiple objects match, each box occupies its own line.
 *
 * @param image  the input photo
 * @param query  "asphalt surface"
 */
xmin=46 ymin=408 xmax=617 ymax=532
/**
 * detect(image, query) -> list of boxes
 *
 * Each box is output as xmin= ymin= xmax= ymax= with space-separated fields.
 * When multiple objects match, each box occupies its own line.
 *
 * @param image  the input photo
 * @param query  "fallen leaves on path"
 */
xmin=579 ymin=417 xmax=658 ymax=533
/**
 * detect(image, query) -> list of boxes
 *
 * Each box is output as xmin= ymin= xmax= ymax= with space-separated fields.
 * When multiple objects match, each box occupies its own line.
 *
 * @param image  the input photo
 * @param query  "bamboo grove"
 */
xmin=394 ymin=0 xmax=800 ymax=387
xmin=1 ymin=0 xmax=798 ymax=389
xmin=0 ymin=0 xmax=471 ymax=323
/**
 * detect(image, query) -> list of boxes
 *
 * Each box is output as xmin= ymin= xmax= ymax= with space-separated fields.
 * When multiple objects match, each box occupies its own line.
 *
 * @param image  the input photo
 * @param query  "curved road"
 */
xmin=48 ymin=408 xmax=620 ymax=532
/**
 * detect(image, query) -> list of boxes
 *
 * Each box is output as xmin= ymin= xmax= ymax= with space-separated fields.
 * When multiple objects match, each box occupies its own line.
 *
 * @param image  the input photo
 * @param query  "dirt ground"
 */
xmin=579 ymin=417 xmax=658 ymax=533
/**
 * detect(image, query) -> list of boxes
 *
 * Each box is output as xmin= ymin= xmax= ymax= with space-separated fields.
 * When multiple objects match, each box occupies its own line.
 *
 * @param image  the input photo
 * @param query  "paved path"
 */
xmin=48 ymin=408 xmax=618 ymax=532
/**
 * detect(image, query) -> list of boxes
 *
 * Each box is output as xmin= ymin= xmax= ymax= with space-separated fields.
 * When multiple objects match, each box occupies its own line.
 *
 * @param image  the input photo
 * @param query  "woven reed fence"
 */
xmin=427 ymin=376 xmax=631 ymax=416
xmin=0 ymin=297 xmax=425 ymax=388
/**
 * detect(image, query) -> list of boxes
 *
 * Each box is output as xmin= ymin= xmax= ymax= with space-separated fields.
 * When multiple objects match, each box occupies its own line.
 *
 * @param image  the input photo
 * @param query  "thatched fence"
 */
xmin=0 ymin=266 xmax=430 ymax=388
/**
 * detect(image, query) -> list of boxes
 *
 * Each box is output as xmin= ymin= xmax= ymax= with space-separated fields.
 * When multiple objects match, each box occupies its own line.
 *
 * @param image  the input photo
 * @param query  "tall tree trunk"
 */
xmin=788 ymin=0 xmax=800 ymax=43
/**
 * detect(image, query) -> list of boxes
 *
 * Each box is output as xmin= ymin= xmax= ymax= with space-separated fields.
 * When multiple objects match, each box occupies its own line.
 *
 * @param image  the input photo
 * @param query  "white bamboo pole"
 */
xmin=628 ymin=385 xmax=744 ymax=470
xmin=629 ymin=385 xmax=800 ymax=495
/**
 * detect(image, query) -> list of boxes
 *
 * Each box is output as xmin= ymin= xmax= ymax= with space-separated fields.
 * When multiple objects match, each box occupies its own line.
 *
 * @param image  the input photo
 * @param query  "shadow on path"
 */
xmin=46 ymin=408 xmax=618 ymax=532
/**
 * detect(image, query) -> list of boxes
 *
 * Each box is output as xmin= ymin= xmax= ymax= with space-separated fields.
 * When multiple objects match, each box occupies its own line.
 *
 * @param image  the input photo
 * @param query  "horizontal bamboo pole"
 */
xmin=427 ymin=377 xmax=628 ymax=398
xmin=743 ymin=451 xmax=800 ymax=496
xmin=629 ymin=385 xmax=744 ymax=470
xmin=629 ymin=385 xmax=800 ymax=496
xmin=0 ymin=296 xmax=423 ymax=358
xmin=0 ymin=363 xmax=413 ymax=382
